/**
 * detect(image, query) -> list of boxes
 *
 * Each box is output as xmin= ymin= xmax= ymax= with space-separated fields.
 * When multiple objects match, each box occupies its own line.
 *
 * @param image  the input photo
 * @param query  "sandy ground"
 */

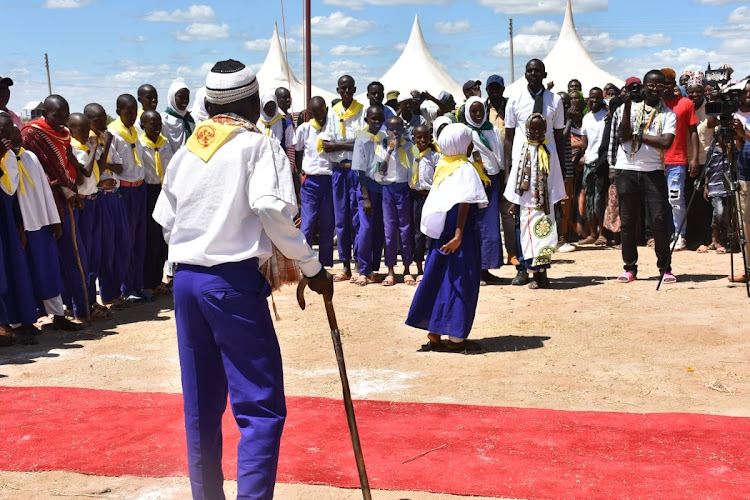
xmin=1 ymin=245 xmax=749 ymax=499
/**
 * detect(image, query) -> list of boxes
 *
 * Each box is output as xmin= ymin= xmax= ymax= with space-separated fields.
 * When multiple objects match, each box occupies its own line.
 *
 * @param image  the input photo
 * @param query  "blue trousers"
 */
xmin=382 ymin=183 xmax=413 ymax=268
xmin=174 ymin=259 xmax=285 ymax=500
xmin=79 ymin=197 xmax=102 ymax=307
xmin=666 ymin=164 xmax=687 ymax=237
xmin=120 ymin=183 xmax=147 ymax=296
xmin=477 ymin=173 xmax=503 ymax=270
xmin=25 ymin=225 xmax=64 ymax=302
xmin=356 ymin=189 xmax=385 ymax=276
xmin=98 ymin=191 xmax=131 ymax=302
xmin=0 ymin=192 xmax=37 ymax=325
xmin=331 ymin=167 xmax=360 ymax=263
xmin=58 ymin=205 xmax=90 ymax=318
xmin=300 ymin=175 xmax=335 ymax=267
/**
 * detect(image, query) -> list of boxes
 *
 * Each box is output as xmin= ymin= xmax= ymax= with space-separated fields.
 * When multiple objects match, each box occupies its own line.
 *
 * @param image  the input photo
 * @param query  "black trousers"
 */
xmin=143 ymin=183 xmax=168 ymax=289
xmin=615 ymin=169 xmax=672 ymax=276
xmin=412 ymin=191 xmax=428 ymax=263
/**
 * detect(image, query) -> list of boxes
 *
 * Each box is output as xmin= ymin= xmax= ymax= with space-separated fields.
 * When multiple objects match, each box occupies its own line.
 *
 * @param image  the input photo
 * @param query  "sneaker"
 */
xmin=672 ymin=236 xmax=686 ymax=251
xmin=511 ymin=268 xmax=529 ymax=286
xmin=558 ymin=242 xmax=576 ymax=253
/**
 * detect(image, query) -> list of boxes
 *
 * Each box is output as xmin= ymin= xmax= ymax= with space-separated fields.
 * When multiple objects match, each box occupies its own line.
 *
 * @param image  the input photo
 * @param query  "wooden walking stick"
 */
xmin=297 ymin=278 xmax=372 ymax=500
xmin=68 ymin=202 xmax=90 ymax=323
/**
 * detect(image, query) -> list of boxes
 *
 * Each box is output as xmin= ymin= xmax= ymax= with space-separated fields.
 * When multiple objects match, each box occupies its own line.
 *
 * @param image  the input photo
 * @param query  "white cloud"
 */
xmin=393 ymin=42 xmax=407 ymax=52
xmin=173 ymin=23 xmax=230 ymax=42
xmin=491 ymin=34 xmax=556 ymax=58
xmin=330 ymin=45 xmax=380 ymax=56
xmin=310 ymin=60 xmax=380 ymax=89
xmin=121 ymin=35 xmax=147 ymax=43
xmin=143 ymin=5 xmax=215 ymax=23
xmin=43 ymin=0 xmax=90 ymax=8
xmin=243 ymin=37 xmax=320 ymax=56
xmin=727 ymin=6 xmax=750 ymax=24
xmin=479 ymin=0 xmax=607 ymax=15
xmin=434 ymin=20 xmax=473 ymax=35
xmin=301 ymin=12 xmax=377 ymax=38
xmin=520 ymin=20 xmax=560 ymax=36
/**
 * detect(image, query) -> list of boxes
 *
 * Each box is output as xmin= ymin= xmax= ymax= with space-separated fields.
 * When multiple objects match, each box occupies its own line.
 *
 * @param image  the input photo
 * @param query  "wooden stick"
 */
xmin=68 ymin=203 xmax=90 ymax=323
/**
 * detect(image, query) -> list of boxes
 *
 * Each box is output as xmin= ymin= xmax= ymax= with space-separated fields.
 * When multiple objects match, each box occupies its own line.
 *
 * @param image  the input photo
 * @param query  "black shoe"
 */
xmin=53 ymin=316 xmax=84 ymax=331
xmin=511 ymin=269 xmax=529 ymax=286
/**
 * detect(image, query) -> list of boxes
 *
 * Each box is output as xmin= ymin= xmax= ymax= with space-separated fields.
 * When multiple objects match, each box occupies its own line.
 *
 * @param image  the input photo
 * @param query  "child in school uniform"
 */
xmin=352 ymin=106 xmax=387 ymax=286
xmin=258 ymin=93 xmax=296 ymax=168
xmin=406 ymin=123 xmax=489 ymax=353
xmin=69 ymin=113 xmax=114 ymax=320
xmin=139 ymin=110 xmax=174 ymax=294
xmin=504 ymin=113 xmax=566 ymax=289
xmin=295 ymin=97 xmax=335 ymax=268
xmin=409 ymin=125 xmax=440 ymax=278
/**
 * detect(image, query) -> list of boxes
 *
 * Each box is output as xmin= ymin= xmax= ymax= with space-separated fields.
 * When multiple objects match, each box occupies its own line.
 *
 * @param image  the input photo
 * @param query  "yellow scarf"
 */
xmin=432 ymin=154 xmax=490 ymax=188
xmin=526 ymin=138 xmax=550 ymax=176
xmin=310 ymin=118 xmax=326 ymax=154
xmin=332 ymin=100 xmax=364 ymax=137
xmin=0 ymin=151 xmax=11 ymax=194
xmin=70 ymin=138 xmax=100 ymax=183
xmin=410 ymin=143 xmax=441 ymax=187
xmin=15 ymin=149 xmax=36 ymax=196
xmin=186 ymin=121 xmax=241 ymax=163
xmin=140 ymin=133 xmax=169 ymax=182
xmin=108 ymin=117 xmax=142 ymax=166
xmin=382 ymin=138 xmax=411 ymax=175
xmin=261 ymin=114 xmax=283 ymax=136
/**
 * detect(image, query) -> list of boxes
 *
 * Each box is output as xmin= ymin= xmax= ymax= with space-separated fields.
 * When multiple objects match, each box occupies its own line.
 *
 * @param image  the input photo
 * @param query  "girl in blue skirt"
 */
xmin=406 ymin=124 xmax=489 ymax=353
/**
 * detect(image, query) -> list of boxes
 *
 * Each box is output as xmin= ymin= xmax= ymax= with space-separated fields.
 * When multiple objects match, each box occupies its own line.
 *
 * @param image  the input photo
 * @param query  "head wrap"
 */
xmin=260 ymin=93 xmax=280 ymax=122
xmin=167 ymin=82 xmax=190 ymax=117
xmin=190 ymin=86 xmax=209 ymax=122
xmin=687 ymin=71 xmax=706 ymax=89
xmin=205 ymin=59 xmax=259 ymax=105
xmin=432 ymin=116 xmax=452 ymax=137
xmin=437 ymin=123 xmax=473 ymax=156
xmin=464 ymin=96 xmax=487 ymax=129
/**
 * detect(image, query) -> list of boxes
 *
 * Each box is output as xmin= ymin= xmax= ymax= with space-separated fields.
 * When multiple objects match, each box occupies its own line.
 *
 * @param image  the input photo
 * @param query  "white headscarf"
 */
xmin=464 ymin=96 xmax=486 ymax=128
xmin=437 ymin=123 xmax=473 ymax=156
xmin=260 ymin=93 xmax=279 ymax=122
xmin=432 ymin=116 xmax=453 ymax=138
xmin=190 ymin=86 xmax=209 ymax=122
xmin=167 ymin=81 xmax=190 ymax=117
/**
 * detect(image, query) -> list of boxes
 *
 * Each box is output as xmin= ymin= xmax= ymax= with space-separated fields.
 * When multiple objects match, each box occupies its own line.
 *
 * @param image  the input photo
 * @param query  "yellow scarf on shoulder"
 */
xmin=379 ymin=138 xmax=411 ymax=175
xmin=0 ymin=151 xmax=33 ymax=195
xmin=186 ymin=121 xmax=241 ymax=163
xmin=140 ymin=133 xmax=169 ymax=182
xmin=310 ymin=118 xmax=326 ymax=155
xmin=108 ymin=117 xmax=142 ymax=166
xmin=410 ymin=142 xmax=441 ymax=187
xmin=261 ymin=114 xmax=283 ymax=136
xmin=70 ymin=138 xmax=100 ymax=183
xmin=432 ymin=154 xmax=490 ymax=189
xmin=333 ymin=100 xmax=364 ymax=137
xmin=526 ymin=138 xmax=550 ymax=176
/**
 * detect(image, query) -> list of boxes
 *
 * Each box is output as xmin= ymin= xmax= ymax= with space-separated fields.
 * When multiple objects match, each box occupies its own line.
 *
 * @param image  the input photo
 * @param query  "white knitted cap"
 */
xmin=205 ymin=60 xmax=259 ymax=105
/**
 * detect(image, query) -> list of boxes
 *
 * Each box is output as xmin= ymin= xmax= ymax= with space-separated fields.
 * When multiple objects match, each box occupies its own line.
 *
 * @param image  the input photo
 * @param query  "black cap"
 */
xmin=462 ymin=79 xmax=481 ymax=93
xmin=0 ymin=76 xmax=13 ymax=87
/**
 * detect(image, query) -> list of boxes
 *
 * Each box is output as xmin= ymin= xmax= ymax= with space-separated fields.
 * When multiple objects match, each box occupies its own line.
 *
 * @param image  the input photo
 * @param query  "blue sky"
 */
xmin=2 ymin=0 xmax=748 ymax=116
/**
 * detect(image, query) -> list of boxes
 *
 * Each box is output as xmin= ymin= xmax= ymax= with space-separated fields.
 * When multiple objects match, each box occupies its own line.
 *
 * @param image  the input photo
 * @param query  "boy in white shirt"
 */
xmin=409 ymin=125 xmax=439 ymax=278
xmin=579 ymin=87 xmax=608 ymax=245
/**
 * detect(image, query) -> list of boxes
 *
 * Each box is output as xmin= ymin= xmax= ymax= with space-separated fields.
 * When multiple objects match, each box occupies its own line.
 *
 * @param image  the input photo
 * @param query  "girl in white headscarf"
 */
xmin=189 ymin=86 xmax=209 ymax=123
xmin=161 ymin=81 xmax=195 ymax=153
xmin=257 ymin=93 xmax=296 ymax=168
xmin=406 ymin=123 xmax=489 ymax=354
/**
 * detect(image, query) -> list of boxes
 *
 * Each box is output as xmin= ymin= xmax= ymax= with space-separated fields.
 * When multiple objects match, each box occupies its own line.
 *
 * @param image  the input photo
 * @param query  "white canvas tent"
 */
xmin=505 ymin=0 xmax=624 ymax=97
xmin=256 ymin=24 xmax=337 ymax=112
xmin=358 ymin=15 xmax=463 ymax=102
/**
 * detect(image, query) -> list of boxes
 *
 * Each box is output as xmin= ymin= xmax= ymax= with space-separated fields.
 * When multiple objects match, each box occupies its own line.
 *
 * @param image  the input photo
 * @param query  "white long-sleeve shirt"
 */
xmin=152 ymin=126 xmax=321 ymax=277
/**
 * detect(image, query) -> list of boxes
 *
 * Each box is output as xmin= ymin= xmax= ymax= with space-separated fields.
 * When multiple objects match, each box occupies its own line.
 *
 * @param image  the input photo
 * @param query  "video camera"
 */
xmin=705 ymin=88 xmax=741 ymax=119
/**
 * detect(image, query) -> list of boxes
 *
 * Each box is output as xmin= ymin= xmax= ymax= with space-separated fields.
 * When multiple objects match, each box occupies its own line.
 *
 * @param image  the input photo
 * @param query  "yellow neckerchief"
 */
xmin=310 ymin=118 xmax=326 ymax=154
xmin=410 ymin=143 xmax=440 ymax=186
xmin=525 ymin=138 xmax=550 ymax=176
xmin=187 ymin=120 xmax=241 ymax=163
xmin=332 ymin=100 xmax=364 ymax=137
xmin=108 ymin=117 xmax=142 ymax=166
xmin=140 ymin=132 xmax=169 ymax=182
xmin=12 ymin=148 xmax=35 ymax=196
xmin=0 ymin=151 xmax=11 ymax=194
xmin=260 ymin=114 xmax=283 ymax=136
xmin=432 ymin=154 xmax=490 ymax=188
xmin=70 ymin=137 xmax=100 ymax=183
xmin=378 ymin=137 xmax=410 ymax=174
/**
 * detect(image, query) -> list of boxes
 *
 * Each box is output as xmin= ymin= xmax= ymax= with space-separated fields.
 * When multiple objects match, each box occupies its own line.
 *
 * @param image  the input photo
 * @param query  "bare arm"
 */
xmin=440 ymin=202 xmax=469 ymax=254
xmin=321 ymin=139 xmax=355 ymax=153
xmin=554 ymin=128 xmax=566 ymax=170
xmin=503 ymin=127 xmax=515 ymax=180
xmin=688 ymin=124 xmax=699 ymax=176
xmin=640 ymin=133 xmax=675 ymax=150
xmin=358 ymin=171 xmax=373 ymax=215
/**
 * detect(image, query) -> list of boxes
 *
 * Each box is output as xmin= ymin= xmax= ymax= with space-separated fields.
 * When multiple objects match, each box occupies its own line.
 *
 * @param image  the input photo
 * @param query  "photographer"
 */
xmin=613 ymin=70 xmax=677 ymax=284
xmin=729 ymin=80 xmax=750 ymax=282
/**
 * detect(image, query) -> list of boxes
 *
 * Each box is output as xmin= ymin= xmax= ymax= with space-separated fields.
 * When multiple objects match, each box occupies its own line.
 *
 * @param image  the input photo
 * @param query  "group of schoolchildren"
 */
xmin=0 ymin=77 xmax=194 ymax=346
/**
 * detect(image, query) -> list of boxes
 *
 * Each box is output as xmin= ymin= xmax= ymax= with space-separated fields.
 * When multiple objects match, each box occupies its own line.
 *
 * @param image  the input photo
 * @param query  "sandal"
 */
xmin=445 ymin=339 xmax=484 ymax=355
xmin=382 ymin=275 xmax=396 ymax=287
xmin=416 ymin=275 xmax=423 ymax=283
xmin=90 ymin=307 xmax=112 ymax=321
xmin=661 ymin=272 xmax=677 ymax=284
xmin=349 ymin=273 xmax=359 ymax=283
xmin=617 ymin=271 xmax=636 ymax=283
xmin=333 ymin=271 xmax=351 ymax=283
xmin=594 ymin=235 xmax=607 ymax=246
xmin=105 ymin=297 xmax=131 ymax=310
xmin=403 ymin=274 xmax=416 ymax=286
xmin=418 ymin=340 xmax=446 ymax=352
xmin=354 ymin=275 xmax=368 ymax=287
xmin=696 ymin=245 xmax=709 ymax=253
xmin=367 ymin=273 xmax=383 ymax=284
xmin=578 ymin=235 xmax=596 ymax=245
xmin=716 ymin=245 xmax=727 ymax=254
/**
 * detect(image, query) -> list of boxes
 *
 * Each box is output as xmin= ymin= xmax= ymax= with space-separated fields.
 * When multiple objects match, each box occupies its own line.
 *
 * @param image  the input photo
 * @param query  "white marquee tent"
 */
xmin=358 ymin=15 xmax=463 ymax=102
xmin=505 ymin=0 xmax=624 ymax=97
xmin=256 ymin=24 xmax=337 ymax=112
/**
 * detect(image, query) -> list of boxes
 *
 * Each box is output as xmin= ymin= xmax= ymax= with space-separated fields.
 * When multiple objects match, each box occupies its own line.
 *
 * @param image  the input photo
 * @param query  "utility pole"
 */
xmin=509 ymin=19 xmax=515 ymax=82
xmin=303 ymin=0 xmax=311 ymax=118
xmin=44 ymin=53 xmax=52 ymax=95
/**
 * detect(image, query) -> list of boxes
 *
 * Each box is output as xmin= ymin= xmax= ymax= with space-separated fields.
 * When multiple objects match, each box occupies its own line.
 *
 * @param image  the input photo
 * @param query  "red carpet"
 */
xmin=1 ymin=386 xmax=748 ymax=499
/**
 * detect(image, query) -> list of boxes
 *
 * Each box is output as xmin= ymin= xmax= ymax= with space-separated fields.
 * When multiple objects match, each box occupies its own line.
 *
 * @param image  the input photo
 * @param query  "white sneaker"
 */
xmin=673 ymin=236 xmax=686 ymax=251
xmin=558 ymin=242 xmax=576 ymax=253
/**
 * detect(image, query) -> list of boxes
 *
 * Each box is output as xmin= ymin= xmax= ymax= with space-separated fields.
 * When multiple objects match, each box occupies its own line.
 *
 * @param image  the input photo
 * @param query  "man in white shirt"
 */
xmin=503 ymin=59 xmax=566 ymax=286
xmin=612 ymin=70 xmax=677 ymax=284
xmin=295 ymin=96 xmax=335 ymax=268
xmin=153 ymin=59 xmax=332 ymax=500
xmin=580 ymin=87 xmax=609 ymax=245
